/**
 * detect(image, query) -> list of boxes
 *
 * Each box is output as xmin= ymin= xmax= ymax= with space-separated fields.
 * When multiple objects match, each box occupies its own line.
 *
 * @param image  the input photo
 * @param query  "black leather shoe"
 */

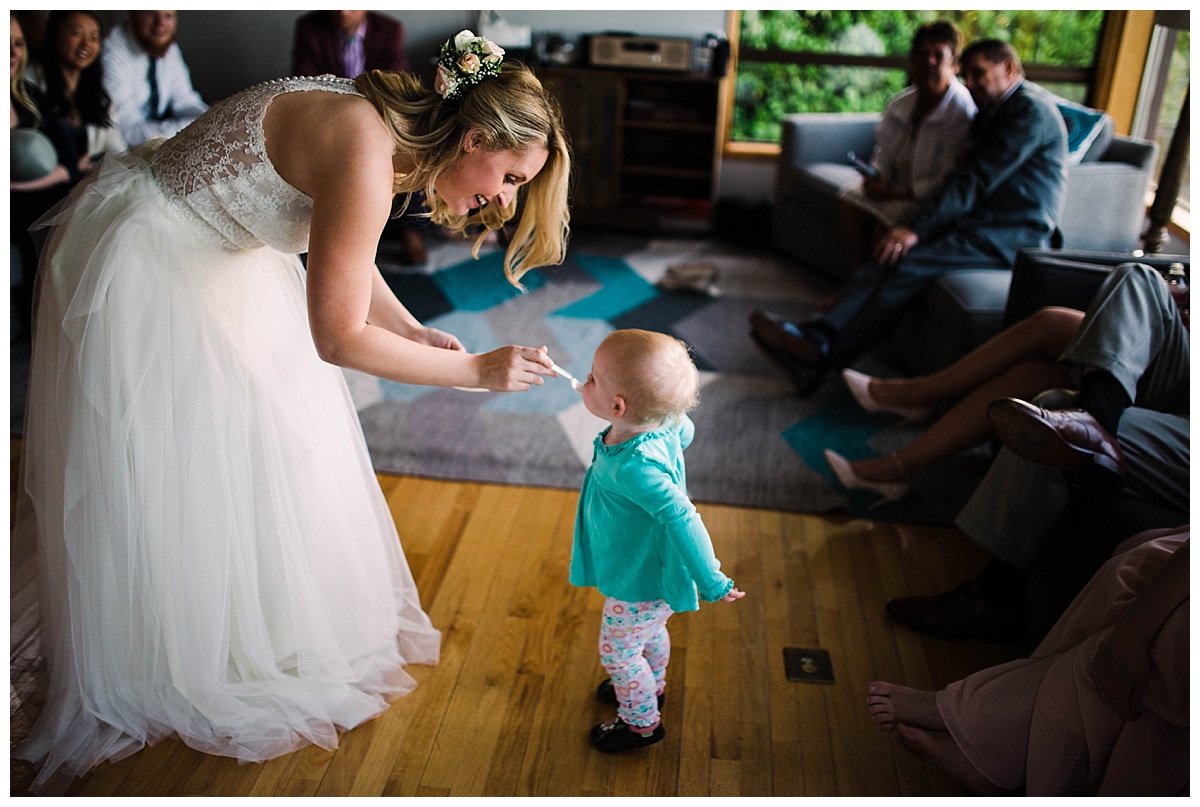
xmin=885 ymin=581 xmax=1030 ymax=643
xmin=596 ymin=678 xmax=665 ymax=708
xmin=590 ymin=717 xmax=665 ymax=752
xmin=749 ymin=310 xmax=832 ymax=366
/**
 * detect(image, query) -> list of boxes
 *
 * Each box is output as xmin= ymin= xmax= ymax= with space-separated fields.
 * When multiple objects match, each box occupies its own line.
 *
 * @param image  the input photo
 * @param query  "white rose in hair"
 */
xmin=459 ymin=52 xmax=481 ymax=74
xmin=454 ymin=30 xmax=476 ymax=50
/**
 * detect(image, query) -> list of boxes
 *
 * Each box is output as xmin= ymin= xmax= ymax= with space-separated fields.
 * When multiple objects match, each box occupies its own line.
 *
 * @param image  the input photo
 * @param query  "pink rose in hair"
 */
xmin=458 ymin=52 xmax=481 ymax=74
xmin=435 ymin=65 xmax=453 ymax=97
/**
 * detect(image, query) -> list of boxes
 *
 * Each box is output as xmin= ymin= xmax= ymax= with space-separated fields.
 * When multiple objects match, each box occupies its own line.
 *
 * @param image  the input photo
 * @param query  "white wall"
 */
xmin=174 ymin=10 xmax=729 ymax=102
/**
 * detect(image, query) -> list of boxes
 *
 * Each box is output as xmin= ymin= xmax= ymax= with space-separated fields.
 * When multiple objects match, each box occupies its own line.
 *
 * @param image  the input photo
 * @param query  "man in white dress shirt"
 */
xmin=102 ymin=10 xmax=208 ymax=146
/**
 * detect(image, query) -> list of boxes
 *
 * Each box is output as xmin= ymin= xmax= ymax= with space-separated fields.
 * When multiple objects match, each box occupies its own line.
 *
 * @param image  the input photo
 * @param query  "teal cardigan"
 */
xmin=569 ymin=416 xmax=734 ymax=612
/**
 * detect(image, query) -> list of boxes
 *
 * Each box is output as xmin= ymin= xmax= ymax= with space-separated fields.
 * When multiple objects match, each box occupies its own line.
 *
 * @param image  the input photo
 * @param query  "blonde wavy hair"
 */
xmin=10 ymin=14 xmax=41 ymax=125
xmin=601 ymin=329 xmax=701 ymax=424
xmin=354 ymin=64 xmax=570 ymax=285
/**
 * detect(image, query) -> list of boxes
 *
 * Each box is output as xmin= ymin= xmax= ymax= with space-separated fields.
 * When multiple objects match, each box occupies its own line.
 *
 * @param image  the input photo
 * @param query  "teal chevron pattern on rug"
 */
xmin=552 ymin=255 xmax=659 ymax=319
xmin=349 ymin=235 xmax=990 ymax=523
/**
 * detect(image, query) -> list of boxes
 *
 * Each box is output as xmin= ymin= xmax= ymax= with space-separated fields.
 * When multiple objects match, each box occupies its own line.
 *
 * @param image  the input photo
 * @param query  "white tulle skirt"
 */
xmin=15 ymin=151 xmax=441 ymax=789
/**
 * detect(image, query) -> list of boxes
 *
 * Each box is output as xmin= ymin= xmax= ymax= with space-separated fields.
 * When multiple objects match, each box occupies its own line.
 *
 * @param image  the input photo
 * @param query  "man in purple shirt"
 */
xmin=290 ymin=10 xmax=408 ymax=78
xmin=291 ymin=11 xmax=426 ymax=264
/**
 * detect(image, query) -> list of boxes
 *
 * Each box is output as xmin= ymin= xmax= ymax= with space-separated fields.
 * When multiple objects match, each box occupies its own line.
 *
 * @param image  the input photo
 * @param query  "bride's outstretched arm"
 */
xmin=297 ymin=102 xmax=548 ymax=391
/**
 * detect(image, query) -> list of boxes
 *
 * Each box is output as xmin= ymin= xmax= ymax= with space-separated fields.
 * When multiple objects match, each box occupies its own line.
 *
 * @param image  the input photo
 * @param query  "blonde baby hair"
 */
xmin=602 ymin=329 xmax=700 ymax=424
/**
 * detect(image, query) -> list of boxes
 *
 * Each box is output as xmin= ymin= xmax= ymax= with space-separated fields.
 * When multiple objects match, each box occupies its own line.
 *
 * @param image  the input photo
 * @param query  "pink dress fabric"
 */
xmin=936 ymin=528 xmax=1189 ymax=795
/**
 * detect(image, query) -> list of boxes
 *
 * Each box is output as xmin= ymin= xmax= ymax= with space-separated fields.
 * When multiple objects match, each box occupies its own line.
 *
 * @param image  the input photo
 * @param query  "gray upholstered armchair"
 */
xmin=772 ymin=109 xmax=1161 ymax=374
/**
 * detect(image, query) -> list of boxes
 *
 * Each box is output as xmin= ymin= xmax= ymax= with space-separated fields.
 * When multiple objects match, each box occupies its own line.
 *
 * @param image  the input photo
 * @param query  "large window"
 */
xmin=1131 ymin=13 xmax=1189 ymax=228
xmin=732 ymin=10 xmax=1106 ymax=145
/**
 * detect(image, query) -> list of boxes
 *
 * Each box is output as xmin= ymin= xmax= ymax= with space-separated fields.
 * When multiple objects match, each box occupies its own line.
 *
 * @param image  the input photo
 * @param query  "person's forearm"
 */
xmin=316 ymin=318 xmax=479 ymax=387
xmin=366 ymin=264 xmax=423 ymax=336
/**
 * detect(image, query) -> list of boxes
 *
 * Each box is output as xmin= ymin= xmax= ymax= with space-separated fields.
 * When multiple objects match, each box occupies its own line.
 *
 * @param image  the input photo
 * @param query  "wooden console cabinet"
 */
xmin=538 ymin=67 xmax=725 ymax=234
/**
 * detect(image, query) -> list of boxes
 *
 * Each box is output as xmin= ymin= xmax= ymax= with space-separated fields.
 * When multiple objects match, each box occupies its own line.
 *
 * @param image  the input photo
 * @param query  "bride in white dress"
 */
xmin=16 ymin=31 xmax=570 ymax=789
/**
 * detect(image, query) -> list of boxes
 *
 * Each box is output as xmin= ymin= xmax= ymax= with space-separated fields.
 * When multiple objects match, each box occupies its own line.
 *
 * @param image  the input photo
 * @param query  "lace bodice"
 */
xmin=150 ymin=75 xmax=361 ymax=253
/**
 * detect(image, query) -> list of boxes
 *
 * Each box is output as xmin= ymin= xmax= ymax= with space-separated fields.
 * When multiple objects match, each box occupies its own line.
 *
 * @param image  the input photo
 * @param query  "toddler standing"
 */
xmin=568 ymin=329 xmax=745 ymax=752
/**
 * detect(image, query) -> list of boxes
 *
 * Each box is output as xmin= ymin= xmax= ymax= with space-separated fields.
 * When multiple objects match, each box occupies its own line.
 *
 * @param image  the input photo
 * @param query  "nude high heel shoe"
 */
xmin=842 ymin=369 xmax=933 ymax=423
xmin=824 ymin=449 xmax=911 ymax=509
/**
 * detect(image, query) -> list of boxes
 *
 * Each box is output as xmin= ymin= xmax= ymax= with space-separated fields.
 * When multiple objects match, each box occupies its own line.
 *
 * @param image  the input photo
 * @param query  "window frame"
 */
xmin=720 ymin=9 xmax=1107 ymax=160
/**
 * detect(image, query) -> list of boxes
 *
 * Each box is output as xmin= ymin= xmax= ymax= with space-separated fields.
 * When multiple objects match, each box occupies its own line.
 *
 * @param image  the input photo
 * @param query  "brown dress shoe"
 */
xmin=885 ymin=581 xmax=1029 ymax=643
xmin=986 ymin=397 xmax=1125 ymax=492
xmin=747 ymin=325 xmax=828 ymax=396
xmin=748 ymin=310 xmax=830 ymax=366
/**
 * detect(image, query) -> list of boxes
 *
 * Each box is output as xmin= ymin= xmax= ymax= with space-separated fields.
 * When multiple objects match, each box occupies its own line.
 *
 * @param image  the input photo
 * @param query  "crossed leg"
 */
xmin=849 ymin=307 xmax=1082 ymax=483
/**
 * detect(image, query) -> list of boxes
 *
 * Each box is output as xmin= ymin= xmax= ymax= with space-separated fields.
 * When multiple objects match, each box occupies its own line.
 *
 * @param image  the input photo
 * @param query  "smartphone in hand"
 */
xmin=847 ymin=151 xmax=880 ymax=180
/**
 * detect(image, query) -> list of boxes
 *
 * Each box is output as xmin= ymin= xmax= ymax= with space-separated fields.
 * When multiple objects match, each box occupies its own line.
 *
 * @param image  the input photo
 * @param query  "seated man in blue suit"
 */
xmin=752 ymin=39 xmax=1068 ymax=395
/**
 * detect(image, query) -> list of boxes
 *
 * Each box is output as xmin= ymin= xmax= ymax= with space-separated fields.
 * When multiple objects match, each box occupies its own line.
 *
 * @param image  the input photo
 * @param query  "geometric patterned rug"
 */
xmin=347 ymin=232 xmax=992 ymax=524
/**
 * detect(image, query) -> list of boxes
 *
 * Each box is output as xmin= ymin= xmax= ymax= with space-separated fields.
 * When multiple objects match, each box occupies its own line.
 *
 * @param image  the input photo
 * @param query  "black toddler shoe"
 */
xmin=590 ymin=717 xmax=665 ymax=752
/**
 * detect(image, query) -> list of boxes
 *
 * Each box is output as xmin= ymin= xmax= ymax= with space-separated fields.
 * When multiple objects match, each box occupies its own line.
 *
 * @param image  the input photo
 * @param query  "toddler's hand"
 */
xmin=722 ymin=587 xmax=745 ymax=602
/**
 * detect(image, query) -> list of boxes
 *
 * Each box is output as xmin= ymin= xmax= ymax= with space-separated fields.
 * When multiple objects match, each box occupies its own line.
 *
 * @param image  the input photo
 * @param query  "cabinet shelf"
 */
xmin=539 ymin=65 xmax=726 ymax=234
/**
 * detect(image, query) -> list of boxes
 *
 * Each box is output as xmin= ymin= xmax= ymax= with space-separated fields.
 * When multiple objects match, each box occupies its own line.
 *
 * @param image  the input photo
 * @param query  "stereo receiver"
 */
xmin=587 ymin=34 xmax=693 ymax=72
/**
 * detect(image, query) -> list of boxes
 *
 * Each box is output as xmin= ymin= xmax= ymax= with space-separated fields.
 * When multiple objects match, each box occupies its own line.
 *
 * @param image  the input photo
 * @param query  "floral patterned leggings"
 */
xmin=598 ymin=597 xmax=673 ymax=729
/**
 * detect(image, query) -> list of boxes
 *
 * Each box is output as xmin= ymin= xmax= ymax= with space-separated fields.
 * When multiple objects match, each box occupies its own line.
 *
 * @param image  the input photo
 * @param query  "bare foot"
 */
xmin=893 ymin=724 xmax=1005 ymax=796
xmin=866 ymin=681 xmax=944 ymax=732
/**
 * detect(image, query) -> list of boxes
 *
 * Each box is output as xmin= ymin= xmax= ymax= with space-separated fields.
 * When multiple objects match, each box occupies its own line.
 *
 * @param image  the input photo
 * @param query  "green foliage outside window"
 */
xmin=734 ymin=10 xmax=1106 ymax=143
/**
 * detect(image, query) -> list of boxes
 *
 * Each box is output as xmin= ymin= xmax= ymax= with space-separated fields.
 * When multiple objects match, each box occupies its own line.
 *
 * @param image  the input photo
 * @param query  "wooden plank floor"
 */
xmin=10 ymin=437 xmax=1019 ymax=796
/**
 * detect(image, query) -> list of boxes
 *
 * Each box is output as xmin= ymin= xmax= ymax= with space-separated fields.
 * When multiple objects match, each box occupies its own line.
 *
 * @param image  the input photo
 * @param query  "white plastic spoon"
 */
xmin=550 ymin=362 xmax=582 ymax=391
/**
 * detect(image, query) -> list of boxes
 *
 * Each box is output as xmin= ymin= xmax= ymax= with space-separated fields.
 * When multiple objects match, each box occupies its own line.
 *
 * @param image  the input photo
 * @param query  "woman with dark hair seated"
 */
xmin=14 ymin=10 xmax=127 ymax=245
xmin=29 ymin=10 xmax=127 ymax=193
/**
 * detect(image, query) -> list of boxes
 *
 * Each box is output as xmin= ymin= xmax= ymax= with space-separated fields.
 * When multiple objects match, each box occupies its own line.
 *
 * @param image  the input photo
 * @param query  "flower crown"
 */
xmin=435 ymin=30 xmax=505 ymax=100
